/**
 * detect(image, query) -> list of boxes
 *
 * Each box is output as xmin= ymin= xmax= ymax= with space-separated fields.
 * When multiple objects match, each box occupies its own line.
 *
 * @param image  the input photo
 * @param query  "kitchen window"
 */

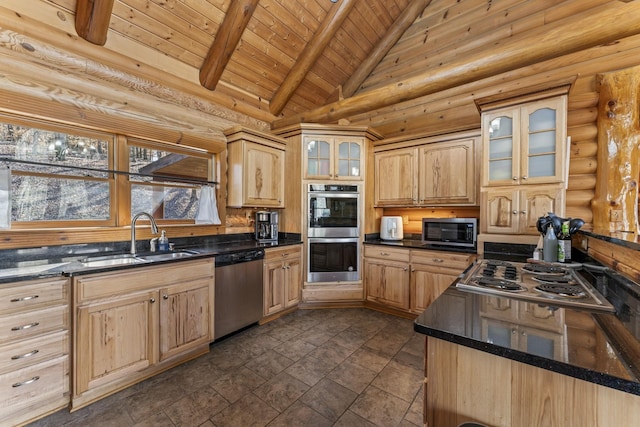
xmin=0 ymin=115 xmax=216 ymax=228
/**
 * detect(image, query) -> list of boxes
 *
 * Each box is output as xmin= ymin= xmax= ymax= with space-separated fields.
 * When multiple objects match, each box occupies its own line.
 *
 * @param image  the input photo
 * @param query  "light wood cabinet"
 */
xmin=364 ymin=246 xmax=475 ymax=314
xmin=303 ymin=136 xmax=364 ymax=180
xmin=479 ymin=92 xmax=568 ymax=245
xmin=481 ymin=96 xmax=567 ymax=187
xmin=263 ymin=245 xmax=302 ymax=317
xmin=374 ymin=131 xmax=479 ymax=206
xmin=482 ymin=184 xmax=565 ymax=235
xmin=0 ymin=276 xmax=70 ymax=427
xmin=72 ymin=259 xmax=214 ymax=409
xmin=225 ymin=126 xmax=286 ymax=208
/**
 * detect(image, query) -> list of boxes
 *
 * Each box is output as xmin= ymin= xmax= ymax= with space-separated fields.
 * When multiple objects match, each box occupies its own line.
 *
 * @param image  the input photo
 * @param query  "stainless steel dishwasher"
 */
xmin=214 ymin=249 xmax=265 ymax=340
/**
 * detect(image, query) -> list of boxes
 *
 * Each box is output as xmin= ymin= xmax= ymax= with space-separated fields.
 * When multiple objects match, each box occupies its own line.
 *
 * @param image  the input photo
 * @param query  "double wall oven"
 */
xmin=307 ymin=184 xmax=360 ymax=282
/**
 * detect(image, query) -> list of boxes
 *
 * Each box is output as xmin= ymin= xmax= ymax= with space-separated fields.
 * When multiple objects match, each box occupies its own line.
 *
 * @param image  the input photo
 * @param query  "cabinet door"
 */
xmin=520 ymin=97 xmax=567 ymax=185
xmin=243 ymin=142 xmax=284 ymax=207
xmin=284 ymin=256 xmax=302 ymax=308
xmin=374 ymin=148 xmax=417 ymax=206
xmin=75 ymin=291 xmax=157 ymax=394
xmin=159 ymin=279 xmax=211 ymax=361
xmin=482 ymin=188 xmax=520 ymax=234
xmin=419 ymin=138 xmax=476 ymax=205
xmin=264 ymin=261 xmax=285 ymax=316
xmin=482 ymin=108 xmax=520 ymax=187
xmin=304 ymin=137 xmax=332 ymax=179
xmin=410 ymin=264 xmax=458 ymax=313
xmin=334 ymin=138 xmax=363 ymax=180
xmin=520 ymin=185 xmax=564 ymax=234
xmin=364 ymin=259 xmax=409 ymax=309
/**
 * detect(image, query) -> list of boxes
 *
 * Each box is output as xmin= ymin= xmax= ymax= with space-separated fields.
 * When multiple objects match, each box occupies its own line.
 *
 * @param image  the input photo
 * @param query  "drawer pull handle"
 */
xmin=11 ymin=322 xmax=40 ymax=331
xmin=282 ymin=253 xmax=288 ymax=257
xmin=432 ymin=258 xmax=444 ymax=263
xmin=11 ymin=349 xmax=39 ymax=360
xmin=11 ymin=295 xmax=39 ymax=303
xmin=380 ymin=252 xmax=389 ymax=256
xmin=12 ymin=376 xmax=40 ymax=388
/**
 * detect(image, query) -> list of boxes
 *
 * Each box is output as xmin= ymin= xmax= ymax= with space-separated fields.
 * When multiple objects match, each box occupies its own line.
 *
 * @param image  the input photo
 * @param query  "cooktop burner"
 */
xmin=456 ymin=259 xmax=615 ymax=312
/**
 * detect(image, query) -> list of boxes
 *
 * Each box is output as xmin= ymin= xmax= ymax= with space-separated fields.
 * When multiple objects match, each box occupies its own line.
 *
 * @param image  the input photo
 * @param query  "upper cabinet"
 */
xmin=304 ymin=136 xmax=364 ymax=180
xmin=374 ymin=131 xmax=480 ymax=207
xmin=482 ymin=96 xmax=567 ymax=187
xmin=225 ymin=126 xmax=286 ymax=208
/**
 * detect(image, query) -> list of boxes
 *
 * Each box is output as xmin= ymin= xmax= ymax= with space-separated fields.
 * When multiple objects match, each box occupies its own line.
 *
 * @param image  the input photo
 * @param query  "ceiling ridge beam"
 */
xmin=75 ymin=0 xmax=114 ymax=46
xmin=271 ymin=1 xmax=640 ymax=130
xmin=269 ymin=0 xmax=357 ymax=116
xmin=199 ymin=0 xmax=260 ymax=91
xmin=341 ymin=0 xmax=433 ymax=98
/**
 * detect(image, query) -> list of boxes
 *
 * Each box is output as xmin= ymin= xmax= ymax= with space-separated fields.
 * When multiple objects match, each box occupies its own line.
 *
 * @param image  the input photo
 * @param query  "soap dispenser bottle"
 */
xmin=542 ymin=225 xmax=558 ymax=263
xmin=158 ymin=230 xmax=169 ymax=252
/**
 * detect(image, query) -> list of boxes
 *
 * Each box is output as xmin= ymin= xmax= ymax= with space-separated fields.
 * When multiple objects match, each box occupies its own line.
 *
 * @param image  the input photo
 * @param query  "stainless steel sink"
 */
xmin=138 ymin=251 xmax=197 ymax=262
xmin=79 ymin=254 xmax=150 ymax=267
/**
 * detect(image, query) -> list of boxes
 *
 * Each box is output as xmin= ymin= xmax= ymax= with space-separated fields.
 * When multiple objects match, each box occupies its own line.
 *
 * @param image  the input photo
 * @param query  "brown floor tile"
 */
xmin=300 ymin=328 xmax=338 ymax=346
xmin=333 ymin=410 xmax=377 ymax=427
xmin=372 ymin=364 xmax=422 ymax=402
xmin=132 ymin=411 xmax=176 ymax=427
xmin=349 ymin=385 xmax=411 ymax=426
xmin=211 ymin=365 xmax=267 ymax=403
xmin=211 ymin=393 xmax=279 ymax=427
xmin=307 ymin=341 xmax=355 ymax=367
xmin=327 ymin=358 xmax=378 ymax=394
xmin=267 ymin=400 xmax=333 ymax=427
xmin=252 ymin=371 xmax=310 ymax=412
xmin=245 ymin=349 xmax=295 ymax=380
xmin=285 ymin=354 xmax=336 ymax=386
xmin=273 ymin=337 xmax=318 ymax=361
xmin=346 ymin=347 xmax=391 ymax=373
xmin=299 ymin=378 xmax=358 ymax=422
xmin=164 ymin=385 xmax=229 ymax=426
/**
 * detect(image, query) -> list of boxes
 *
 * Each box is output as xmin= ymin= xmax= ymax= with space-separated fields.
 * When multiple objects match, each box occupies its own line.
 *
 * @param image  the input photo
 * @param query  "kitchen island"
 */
xmin=414 ymin=257 xmax=640 ymax=426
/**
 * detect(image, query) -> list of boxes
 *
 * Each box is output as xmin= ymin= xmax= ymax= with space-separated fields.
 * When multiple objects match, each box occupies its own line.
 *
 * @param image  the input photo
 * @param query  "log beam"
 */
xmin=341 ymin=0 xmax=433 ymax=98
xmin=271 ymin=1 xmax=640 ymax=129
xmin=592 ymin=65 xmax=640 ymax=234
xmin=75 ymin=0 xmax=114 ymax=46
xmin=199 ymin=0 xmax=259 ymax=91
xmin=269 ymin=0 xmax=357 ymax=116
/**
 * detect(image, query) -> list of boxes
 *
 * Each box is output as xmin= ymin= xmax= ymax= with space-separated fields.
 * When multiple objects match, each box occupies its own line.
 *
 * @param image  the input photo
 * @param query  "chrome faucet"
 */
xmin=131 ymin=212 xmax=159 ymax=255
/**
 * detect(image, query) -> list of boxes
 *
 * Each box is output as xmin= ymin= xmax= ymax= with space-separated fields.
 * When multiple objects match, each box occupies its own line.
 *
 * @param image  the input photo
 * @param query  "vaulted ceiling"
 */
xmin=1 ymin=0 xmax=640 ymax=143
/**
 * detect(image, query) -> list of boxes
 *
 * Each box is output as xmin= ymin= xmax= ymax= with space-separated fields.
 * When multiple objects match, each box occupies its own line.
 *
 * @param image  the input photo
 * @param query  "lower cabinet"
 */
xmin=263 ymin=245 xmax=302 ymax=317
xmin=364 ymin=245 xmax=476 ymax=314
xmin=72 ymin=259 xmax=214 ymax=409
xmin=0 ymin=277 xmax=70 ymax=426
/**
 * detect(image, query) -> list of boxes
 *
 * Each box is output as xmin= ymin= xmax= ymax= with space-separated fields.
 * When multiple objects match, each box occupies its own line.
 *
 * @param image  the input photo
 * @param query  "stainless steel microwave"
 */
xmin=422 ymin=218 xmax=477 ymax=249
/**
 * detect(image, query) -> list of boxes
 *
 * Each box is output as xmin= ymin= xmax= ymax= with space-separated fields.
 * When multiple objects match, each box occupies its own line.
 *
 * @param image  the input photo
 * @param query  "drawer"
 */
xmin=363 ymin=245 xmax=410 ymax=263
xmin=0 ymin=355 xmax=69 ymax=420
xmin=0 ymin=330 xmax=68 ymax=374
xmin=0 ymin=278 xmax=68 ymax=314
xmin=0 ymin=305 xmax=68 ymax=344
xmin=410 ymin=250 xmax=476 ymax=270
xmin=265 ymin=245 xmax=302 ymax=262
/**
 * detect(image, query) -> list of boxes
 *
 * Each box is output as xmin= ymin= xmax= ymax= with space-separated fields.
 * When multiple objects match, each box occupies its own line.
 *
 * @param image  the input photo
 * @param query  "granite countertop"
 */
xmin=364 ymin=236 xmax=477 ymax=254
xmin=414 ymin=262 xmax=640 ymax=396
xmin=0 ymin=233 xmax=302 ymax=282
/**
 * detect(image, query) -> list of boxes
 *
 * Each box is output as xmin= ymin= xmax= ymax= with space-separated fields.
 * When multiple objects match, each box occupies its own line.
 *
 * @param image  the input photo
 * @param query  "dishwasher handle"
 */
xmin=215 ymin=249 xmax=265 ymax=267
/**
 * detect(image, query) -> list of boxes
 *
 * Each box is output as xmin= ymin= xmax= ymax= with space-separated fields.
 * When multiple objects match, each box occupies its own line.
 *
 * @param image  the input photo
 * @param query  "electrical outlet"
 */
xmin=402 ymin=215 xmax=409 ymax=224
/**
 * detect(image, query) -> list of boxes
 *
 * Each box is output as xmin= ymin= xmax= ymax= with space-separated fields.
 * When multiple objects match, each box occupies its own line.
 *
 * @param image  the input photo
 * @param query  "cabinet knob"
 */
xmin=163 ymin=294 xmax=169 ymax=300
xmin=403 ymin=267 xmax=408 ymax=271
xmin=512 ymin=210 xmax=518 ymax=215
xmin=513 ymin=176 xmax=518 ymax=181
xmin=512 ymin=329 xmax=517 ymax=335
xmin=520 ymin=210 xmax=527 ymax=215
xmin=522 ymin=176 xmax=528 ymax=180
xmin=150 ymin=298 xmax=156 ymax=303
xmin=411 ymin=268 xmax=415 ymax=272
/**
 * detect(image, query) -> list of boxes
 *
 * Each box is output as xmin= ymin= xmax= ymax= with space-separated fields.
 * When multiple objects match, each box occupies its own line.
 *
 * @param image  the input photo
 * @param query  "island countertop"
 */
xmin=414 ymin=263 xmax=640 ymax=396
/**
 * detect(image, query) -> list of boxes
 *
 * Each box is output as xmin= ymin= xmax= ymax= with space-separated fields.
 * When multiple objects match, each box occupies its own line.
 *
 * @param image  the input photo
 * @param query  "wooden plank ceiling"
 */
xmin=58 ymin=0 xmax=414 ymax=118
xmin=6 ymin=0 xmax=640 ymax=140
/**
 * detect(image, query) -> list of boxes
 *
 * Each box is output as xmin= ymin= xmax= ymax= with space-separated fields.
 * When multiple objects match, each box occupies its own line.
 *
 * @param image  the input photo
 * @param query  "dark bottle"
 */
xmin=557 ymin=221 xmax=571 ymax=263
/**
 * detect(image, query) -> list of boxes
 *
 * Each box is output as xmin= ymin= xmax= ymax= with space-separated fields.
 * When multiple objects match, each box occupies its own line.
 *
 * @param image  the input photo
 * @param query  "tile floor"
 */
xmin=29 ymin=308 xmax=425 ymax=427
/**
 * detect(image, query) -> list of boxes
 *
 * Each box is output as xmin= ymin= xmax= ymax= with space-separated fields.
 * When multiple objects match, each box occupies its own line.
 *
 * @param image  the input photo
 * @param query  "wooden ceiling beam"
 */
xmin=341 ymin=0 xmax=433 ymax=98
xmin=199 ymin=0 xmax=260 ymax=91
xmin=271 ymin=1 xmax=640 ymax=130
xmin=75 ymin=0 xmax=115 ymax=46
xmin=269 ymin=0 xmax=357 ymax=116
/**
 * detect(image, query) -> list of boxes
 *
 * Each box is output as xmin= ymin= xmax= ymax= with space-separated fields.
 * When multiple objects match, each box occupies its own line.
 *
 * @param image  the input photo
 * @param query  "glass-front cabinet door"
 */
xmin=482 ymin=96 xmax=567 ymax=187
xmin=520 ymin=97 xmax=566 ymax=185
xmin=304 ymin=136 xmax=364 ymax=180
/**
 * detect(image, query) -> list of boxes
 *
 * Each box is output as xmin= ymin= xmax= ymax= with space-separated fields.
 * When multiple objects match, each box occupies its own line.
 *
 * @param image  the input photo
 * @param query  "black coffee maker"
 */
xmin=255 ymin=211 xmax=278 ymax=242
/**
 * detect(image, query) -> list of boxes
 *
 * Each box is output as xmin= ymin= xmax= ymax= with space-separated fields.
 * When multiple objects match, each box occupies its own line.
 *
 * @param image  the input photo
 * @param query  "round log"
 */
xmin=567 ymin=107 xmax=598 ymax=127
xmin=567 ymin=174 xmax=597 ymax=191
xmin=566 ymin=189 xmax=594 ymax=208
xmin=568 ymin=92 xmax=599 ymax=109
xmin=565 ymin=206 xmax=593 ymax=224
xmin=568 ymin=124 xmax=597 ymax=142
xmin=570 ymin=141 xmax=598 ymax=158
xmin=569 ymin=157 xmax=597 ymax=175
